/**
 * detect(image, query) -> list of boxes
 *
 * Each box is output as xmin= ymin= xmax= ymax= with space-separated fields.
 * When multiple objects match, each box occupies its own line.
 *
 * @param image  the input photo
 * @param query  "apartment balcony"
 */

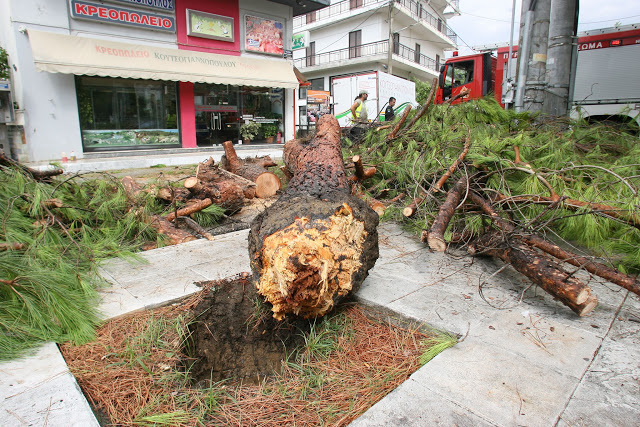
xmin=293 ymin=40 xmax=440 ymax=79
xmin=293 ymin=0 xmax=458 ymax=48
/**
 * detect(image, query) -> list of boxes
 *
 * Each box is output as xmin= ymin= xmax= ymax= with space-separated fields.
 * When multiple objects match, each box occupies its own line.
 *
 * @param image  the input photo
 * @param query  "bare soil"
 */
xmin=188 ymin=274 xmax=312 ymax=385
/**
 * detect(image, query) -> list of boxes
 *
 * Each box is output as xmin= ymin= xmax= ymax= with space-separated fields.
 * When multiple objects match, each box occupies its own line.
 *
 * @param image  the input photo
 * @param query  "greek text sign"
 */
xmin=70 ymin=0 xmax=175 ymax=32
xmin=110 ymin=0 xmax=174 ymax=11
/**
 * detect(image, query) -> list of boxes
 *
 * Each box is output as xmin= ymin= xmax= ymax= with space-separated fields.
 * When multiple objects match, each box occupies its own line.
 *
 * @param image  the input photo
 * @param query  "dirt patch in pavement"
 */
xmin=188 ymin=274 xmax=311 ymax=385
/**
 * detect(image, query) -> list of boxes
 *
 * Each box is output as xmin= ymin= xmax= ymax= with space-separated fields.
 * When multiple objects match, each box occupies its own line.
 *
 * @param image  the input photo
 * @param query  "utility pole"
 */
xmin=387 ymin=1 xmax=394 ymax=75
xmin=543 ymin=0 xmax=579 ymax=116
xmin=515 ymin=0 xmax=551 ymax=113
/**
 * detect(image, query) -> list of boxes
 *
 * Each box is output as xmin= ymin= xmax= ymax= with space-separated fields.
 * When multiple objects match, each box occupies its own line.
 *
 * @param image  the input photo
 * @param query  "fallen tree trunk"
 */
xmin=183 ymin=177 xmax=244 ymax=213
xmin=468 ymin=231 xmax=598 ymax=316
xmin=471 ymin=190 xmax=640 ymax=294
xmin=248 ymin=115 xmax=379 ymax=320
xmin=222 ymin=141 xmax=281 ymax=198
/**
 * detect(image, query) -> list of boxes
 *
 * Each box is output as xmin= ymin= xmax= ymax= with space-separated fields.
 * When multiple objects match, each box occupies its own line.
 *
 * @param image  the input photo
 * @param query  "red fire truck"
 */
xmin=434 ymin=24 xmax=640 ymax=127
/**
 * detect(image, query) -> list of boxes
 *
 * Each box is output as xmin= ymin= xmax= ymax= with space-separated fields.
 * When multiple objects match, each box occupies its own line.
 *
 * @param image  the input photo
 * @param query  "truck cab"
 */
xmin=435 ymin=52 xmax=496 ymax=105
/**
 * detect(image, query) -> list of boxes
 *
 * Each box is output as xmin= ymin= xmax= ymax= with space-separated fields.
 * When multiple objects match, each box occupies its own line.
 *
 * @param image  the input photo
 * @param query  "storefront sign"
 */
xmin=70 ymin=0 xmax=176 ymax=32
xmin=186 ymin=10 xmax=234 ymax=42
xmin=291 ymin=31 xmax=309 ymax=50
xmin=109 ymin=0 xmax=174 ymax=11
xmin=244 ymin=15 xmax=284 ymax=56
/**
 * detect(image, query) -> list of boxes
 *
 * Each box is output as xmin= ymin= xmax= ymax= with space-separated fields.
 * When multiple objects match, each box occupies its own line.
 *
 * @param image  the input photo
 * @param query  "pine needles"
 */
xmin=0 ymin=167 xmax=164 ymax=360
xmin=349 ymin=97 xmax=640 ymax=274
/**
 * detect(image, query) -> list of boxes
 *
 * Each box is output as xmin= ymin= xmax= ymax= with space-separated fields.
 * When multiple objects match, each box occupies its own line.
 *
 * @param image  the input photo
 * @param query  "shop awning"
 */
xmin=28 ymin=30 xmax=299 ymax=89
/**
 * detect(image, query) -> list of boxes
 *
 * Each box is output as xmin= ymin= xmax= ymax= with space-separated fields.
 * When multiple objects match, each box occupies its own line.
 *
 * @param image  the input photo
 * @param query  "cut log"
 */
xmin=184 ymin=177 xmax=204 ymax=194
xmin=121 ymin=176 xmax=198 ymax=245
xmin=368 ymin=198 xmax=386 ymax=216
xmin=248 ymin=115 xmax=379 ymax=320
xmin=427 ymin=176 xmax=468 ymax=251
xmin=222 ymin=141 xmax=281 ymax=198
xmin=198 ymin=166 xmax=256 ymax=199
xmin=468 ymin=231 xmax=598 ymax=316
xmin=165 ymin=198 xmax=212 ymax=222
xmin=282 ymin=137 xmax=305 ymax=175
xmin=350 ymin=155 xmax=377 ymax=182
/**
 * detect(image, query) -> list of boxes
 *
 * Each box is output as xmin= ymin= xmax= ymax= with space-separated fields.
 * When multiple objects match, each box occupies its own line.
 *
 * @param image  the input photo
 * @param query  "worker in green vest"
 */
xmin=350 ymin=90 xmax=369 ymax=123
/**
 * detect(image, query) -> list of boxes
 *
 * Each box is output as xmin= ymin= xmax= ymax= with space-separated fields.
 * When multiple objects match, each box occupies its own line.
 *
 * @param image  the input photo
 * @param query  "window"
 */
xmin=349 ymin=30 xmax=362 ymax=58
xmin=306 ymin=41 xmax=316 ymax=67
xmin=76 ymin=76 xmax=178 ymax=151
xmin=299 ymin=87 xmax=307 ymax=99
xmin=415 ymin=43 xmax=421 ymax=63
xmin=309 ymin=78 xmax=324 ymax=91
xmin=392 ymin=33 xmax=400 ymax=55
xmin=436 ymin=54 xmax=441 ymax=69
xmin=441 ymin=60 xmax=475 ymax=99
xmin=350 ymin=0 xmax=363 ymax=10
xmin=306 ymin=11 xmax=316 ymax=24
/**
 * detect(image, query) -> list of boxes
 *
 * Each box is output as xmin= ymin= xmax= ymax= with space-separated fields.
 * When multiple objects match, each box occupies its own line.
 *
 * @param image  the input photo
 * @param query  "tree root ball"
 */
xmin=248 ymin=192 xmax=379 ymax=320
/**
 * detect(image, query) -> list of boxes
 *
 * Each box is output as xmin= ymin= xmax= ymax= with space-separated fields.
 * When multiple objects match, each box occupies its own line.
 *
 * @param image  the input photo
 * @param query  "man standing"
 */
xmin=350 ymin=90 xmax=369 ymax=123
xmin=385 ymin=97 xmax=396 ymax=121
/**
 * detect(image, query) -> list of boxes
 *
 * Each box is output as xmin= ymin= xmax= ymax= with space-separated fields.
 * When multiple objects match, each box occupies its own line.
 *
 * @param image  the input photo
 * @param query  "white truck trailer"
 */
xmin=332 ymin=71 xmax=416 ymax=127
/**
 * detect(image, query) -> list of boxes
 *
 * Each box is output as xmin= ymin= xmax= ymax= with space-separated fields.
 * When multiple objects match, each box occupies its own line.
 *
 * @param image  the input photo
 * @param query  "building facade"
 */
xmin=292 ymin=0 xmax=458 ymax=134
xmin=0 ymin=0 xmax=327 ymax=163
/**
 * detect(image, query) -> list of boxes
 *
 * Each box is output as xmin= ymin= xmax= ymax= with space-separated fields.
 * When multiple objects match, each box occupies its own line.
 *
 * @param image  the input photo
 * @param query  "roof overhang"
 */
xmin=28 ymin=30 xmax=299 ymax=89
xmin=267 ymin=0 xmax=330 ymax=16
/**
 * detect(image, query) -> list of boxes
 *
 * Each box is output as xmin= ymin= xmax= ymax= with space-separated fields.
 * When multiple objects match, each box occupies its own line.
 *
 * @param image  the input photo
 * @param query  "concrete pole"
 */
xmin=543 ymin=0 xmax=578 ymax=116
xmin=515 ymin=0 xmax=551 ymax=113
xmin=525 ymin=0 xmax=551 ymax=113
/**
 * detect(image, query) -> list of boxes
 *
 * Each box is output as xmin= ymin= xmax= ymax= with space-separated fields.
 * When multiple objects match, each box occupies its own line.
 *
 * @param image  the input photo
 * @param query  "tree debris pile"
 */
xmin=347 ymin=96 xmax=640 ymax=315
xmin=0 ymin=155 xmax=226 ymax=360
xmin=249 ymin=115 xmax=379 ymax=320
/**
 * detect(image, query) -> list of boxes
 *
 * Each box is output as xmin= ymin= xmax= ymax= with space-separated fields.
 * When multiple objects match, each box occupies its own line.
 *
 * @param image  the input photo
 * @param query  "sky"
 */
xmin=447 ymin=0 xmax=640 ymax=56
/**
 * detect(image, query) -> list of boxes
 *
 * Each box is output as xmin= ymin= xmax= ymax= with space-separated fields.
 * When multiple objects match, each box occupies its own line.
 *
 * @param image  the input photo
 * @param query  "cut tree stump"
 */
xmin=222 ymin=141 xmax=281 ymax=198
xmin=248 ymin=115 xmax=379 ymax=320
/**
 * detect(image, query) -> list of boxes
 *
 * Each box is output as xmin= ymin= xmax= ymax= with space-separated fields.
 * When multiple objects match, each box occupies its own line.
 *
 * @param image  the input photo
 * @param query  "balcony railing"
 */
xmin=293 ymin=0 xmax=458 ymax=45
xmin=394 ymin=0 xmax=457 ymax=44
xmin=294 ymin=40 xmax=438 ymax=72
xmin=293 ymin=0 xmax=387 ymax=29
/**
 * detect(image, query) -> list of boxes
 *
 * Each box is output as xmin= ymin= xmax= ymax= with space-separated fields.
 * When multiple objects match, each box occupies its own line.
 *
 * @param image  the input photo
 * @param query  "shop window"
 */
xmin=193 ymin=83 xmax=284 ymax=146
xmin=76 ymin=76 xmax=178 ymax=151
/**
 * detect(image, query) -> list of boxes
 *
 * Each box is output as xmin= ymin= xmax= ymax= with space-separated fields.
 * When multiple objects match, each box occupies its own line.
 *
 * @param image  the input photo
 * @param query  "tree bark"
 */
xmin=427 ymin=176 xmax=468 ymax=251
xmin=248 ymin=115 xmax=379 ymax=320
xmin=222 ymin=141 xmax=281 ymax=198
xmin=468 ymin=231 xmax=598 ymax=316
xmin=165 ymin=198 xmax=212 ymax=222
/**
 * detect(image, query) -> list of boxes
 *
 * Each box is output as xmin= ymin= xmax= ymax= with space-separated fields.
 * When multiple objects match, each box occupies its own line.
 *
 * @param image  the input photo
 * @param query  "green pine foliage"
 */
xmin=349 ymin=97 xmax=640 ymax=274
xmin=0 ymin=168 xmax=168 ymax=360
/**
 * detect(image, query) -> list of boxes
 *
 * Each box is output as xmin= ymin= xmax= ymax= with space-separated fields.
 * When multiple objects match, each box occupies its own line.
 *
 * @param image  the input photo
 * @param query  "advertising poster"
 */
xmin=306 ymin=90 xmax=331 ymax=123
xmin=245 ymin=15 xmax=284 ymax=55
xmin=187 ymin=10 xmax=234 ymax=41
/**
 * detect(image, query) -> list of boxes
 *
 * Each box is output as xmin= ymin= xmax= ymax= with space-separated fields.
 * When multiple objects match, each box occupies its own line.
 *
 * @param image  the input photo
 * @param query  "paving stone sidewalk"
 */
xmin=1 ymin=224 xmax=638 ymax=426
